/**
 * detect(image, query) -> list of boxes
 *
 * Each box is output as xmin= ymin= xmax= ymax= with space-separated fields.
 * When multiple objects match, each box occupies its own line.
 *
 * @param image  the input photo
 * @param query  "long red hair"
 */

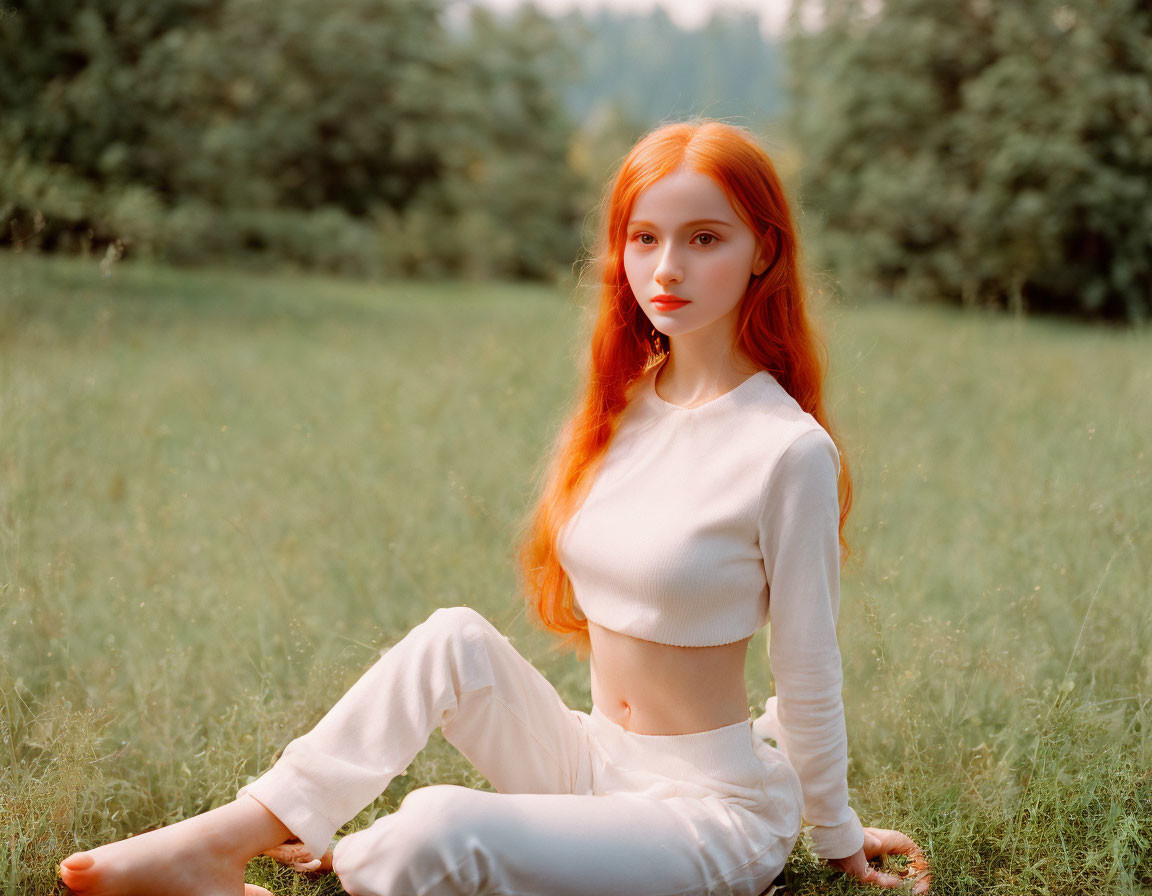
xmin=516 ymin=118 xmax=854 ymax=656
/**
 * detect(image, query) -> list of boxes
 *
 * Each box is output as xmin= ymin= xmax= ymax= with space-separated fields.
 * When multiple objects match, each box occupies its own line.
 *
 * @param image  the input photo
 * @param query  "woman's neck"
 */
xmin=654 ymin=347 xmax=760 ymax=408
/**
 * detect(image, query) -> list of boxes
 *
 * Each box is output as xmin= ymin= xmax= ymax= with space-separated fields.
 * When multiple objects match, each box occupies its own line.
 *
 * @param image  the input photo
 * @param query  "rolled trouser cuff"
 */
xmin=238 ymin=766 xmax=340 ymax=862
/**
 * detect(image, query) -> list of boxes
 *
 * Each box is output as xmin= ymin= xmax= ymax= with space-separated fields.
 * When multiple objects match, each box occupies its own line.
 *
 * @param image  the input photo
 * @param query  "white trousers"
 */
xmin=240 ymin=606 xmax=803 ymax=896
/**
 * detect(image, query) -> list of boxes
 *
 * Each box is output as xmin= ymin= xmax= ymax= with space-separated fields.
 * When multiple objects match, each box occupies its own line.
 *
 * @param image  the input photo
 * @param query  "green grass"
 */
xmin=1 ymin=252 xmax=1149 ymax=895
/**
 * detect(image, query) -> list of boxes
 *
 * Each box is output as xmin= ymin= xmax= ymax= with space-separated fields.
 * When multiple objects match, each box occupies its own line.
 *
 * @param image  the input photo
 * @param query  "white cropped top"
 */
xmin=557 ymin=360 xmax=866 ymax=859
xmin=558 ymin=361 xmax=838 ymax=646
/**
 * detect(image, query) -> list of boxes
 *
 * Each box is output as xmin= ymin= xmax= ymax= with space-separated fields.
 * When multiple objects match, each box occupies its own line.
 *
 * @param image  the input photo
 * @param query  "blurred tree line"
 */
xmin=2 ymin=0 xmax=1148 ymax=323
xmin=788 ymin=0 xmax=1152 ymax=323
xmin=0 ymin=0 xmax=586 ymax=279
xmin=0 ymin=1 xmax=789 ymax=283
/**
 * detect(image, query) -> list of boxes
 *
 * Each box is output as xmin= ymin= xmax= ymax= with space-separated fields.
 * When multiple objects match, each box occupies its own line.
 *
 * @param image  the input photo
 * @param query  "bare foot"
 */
xmin=59 ymin=796 xmax=291 ymax=896
xmin=262 ymin=838 xmax=334 ymax=873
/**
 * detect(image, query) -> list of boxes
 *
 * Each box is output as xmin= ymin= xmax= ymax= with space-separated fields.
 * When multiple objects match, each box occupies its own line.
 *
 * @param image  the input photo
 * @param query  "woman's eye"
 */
xmin=629 ymin=232 xmax=717 ymax=246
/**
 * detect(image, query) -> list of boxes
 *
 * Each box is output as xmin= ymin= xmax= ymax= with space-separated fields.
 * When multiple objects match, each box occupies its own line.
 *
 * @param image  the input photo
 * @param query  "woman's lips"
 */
xmin=652 ymin=295 xmax=689 ymax=310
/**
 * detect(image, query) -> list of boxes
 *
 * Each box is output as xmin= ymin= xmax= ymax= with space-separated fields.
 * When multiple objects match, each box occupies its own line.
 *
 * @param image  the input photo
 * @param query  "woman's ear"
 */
xmin=752 ymin=244 xmax=771 ymax=276
xmin=752 ymin=234 xmax=778 ymax=276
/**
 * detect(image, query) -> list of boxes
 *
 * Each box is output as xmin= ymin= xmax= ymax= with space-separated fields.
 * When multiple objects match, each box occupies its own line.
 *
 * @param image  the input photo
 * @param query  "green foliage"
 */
xmin=1 ymin=254 xmax=1150 ymax=893
xmin=787 ymin=0 xmax=1152 ymax=323
xmin=0 ymin=1 xmax=584 ymax=279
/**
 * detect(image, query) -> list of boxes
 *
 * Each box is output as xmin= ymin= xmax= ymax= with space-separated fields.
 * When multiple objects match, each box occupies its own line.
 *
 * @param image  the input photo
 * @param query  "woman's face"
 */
xmin=623 ymin=166 xmax=768 ymax=351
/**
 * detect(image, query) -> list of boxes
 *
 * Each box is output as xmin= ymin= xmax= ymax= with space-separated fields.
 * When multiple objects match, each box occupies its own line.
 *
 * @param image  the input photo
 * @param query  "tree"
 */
xmin=786 ymin=0 xmax=1152 ymax=323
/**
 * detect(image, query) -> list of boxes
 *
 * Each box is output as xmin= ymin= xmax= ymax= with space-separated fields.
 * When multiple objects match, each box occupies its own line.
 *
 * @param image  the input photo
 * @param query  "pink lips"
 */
xmin=652 ymin=294 xmax=689 ymax=310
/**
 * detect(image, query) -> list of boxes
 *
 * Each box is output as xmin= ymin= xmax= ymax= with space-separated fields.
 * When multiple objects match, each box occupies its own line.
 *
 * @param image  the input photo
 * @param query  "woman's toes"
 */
xmin=245 ymin=885 xmax=276 ymax=896
xmin=61 ymin=852 xmax=95 ymax=871
xmin=59 ymin=852 xmax=96 ymax=888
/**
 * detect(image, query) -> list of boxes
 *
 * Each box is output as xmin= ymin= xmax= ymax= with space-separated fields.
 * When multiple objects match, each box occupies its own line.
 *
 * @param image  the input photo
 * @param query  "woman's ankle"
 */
xmin=200 ymin=794 xmax=295 ymax=861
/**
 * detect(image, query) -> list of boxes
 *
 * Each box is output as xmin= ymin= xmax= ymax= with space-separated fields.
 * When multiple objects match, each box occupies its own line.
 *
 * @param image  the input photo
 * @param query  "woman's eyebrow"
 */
xmin=627 ymin=218 xmax=735 ymax=229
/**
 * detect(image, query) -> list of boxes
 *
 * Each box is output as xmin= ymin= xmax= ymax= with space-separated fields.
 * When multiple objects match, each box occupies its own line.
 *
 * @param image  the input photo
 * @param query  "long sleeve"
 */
xmin=757 ymin=427 xmax=865 ymax=861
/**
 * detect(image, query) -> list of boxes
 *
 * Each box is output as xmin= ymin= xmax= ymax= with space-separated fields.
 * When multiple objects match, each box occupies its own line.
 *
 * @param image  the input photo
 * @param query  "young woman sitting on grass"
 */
xmin=59 ymin=118 xmax=930 ymax=896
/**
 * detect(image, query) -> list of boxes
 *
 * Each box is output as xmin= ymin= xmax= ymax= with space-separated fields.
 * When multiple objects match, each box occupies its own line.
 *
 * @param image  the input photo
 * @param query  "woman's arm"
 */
xmin=757 ymin=427 xmax=865 ymax=860
xmin=758 ymin=428 xmax=930 ymax=892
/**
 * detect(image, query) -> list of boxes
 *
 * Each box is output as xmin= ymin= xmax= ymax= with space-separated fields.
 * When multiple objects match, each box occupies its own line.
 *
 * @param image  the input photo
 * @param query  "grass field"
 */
xmin=1 ymin=251 xmax=1149 ymax=895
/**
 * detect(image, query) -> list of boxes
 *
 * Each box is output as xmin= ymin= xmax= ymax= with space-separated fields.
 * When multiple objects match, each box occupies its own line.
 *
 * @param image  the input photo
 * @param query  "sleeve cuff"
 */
xmin=806 ymin=808 xmax=866 ymax=861
xmin=751 ymin=696 xmax=779 ymax=743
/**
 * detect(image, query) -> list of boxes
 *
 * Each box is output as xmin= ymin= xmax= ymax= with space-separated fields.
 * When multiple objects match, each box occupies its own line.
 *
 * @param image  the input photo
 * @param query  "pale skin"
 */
xmin=58 ymin=165 xmax=929 ymax=895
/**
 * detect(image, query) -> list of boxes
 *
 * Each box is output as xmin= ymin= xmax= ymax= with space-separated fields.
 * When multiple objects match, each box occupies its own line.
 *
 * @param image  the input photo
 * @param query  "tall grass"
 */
xmin=1 ymin=253 xmax=1148 ymax=895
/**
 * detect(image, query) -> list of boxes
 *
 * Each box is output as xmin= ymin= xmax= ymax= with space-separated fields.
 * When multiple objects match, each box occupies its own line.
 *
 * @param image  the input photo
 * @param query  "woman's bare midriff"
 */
xmin=587 ymin=620 xmax=753 ymax=735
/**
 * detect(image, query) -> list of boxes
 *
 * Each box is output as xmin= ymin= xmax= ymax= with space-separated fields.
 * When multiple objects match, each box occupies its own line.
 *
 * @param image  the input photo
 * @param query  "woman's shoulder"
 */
xmin=742 ymin=373 xmax=829 ymax=440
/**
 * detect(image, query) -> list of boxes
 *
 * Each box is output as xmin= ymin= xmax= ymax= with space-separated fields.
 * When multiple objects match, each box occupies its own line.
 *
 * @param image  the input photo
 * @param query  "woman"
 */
xmin=59 ymin=119 xmax=930 ymax=896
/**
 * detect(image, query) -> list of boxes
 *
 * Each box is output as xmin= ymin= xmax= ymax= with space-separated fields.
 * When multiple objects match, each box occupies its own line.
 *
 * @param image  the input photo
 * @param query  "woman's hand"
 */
xmin=262 ymin=838 xmax=333 ymax=874
xmin=827 ymin=827 xmax=931 ymax=893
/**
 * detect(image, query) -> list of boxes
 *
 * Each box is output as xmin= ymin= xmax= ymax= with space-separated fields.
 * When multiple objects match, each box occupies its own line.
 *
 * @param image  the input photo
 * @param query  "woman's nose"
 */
xmin=654 ymin=247 xmax=683 ymax=285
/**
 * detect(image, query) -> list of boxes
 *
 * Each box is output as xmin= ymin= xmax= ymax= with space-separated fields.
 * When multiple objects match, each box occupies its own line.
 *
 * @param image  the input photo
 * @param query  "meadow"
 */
xmin=1 ymin=252 xmax=1148 ymax=895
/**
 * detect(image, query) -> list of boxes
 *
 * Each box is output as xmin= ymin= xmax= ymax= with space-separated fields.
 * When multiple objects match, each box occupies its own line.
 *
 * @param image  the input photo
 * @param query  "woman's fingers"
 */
xmin=857 ymin=864 xmax=906 ymax=888
xmin=263 ymin=839 xmax=322 ymax=872
xmin=831 ymin=849 xmax=907 ymax=890
xmin=864 ymin=827 xmax=920 ymax=858
xmin=857 ymin=827 xmax=932 ymax=893
xmin=838 ymin=861 xmax=908 ymax=889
